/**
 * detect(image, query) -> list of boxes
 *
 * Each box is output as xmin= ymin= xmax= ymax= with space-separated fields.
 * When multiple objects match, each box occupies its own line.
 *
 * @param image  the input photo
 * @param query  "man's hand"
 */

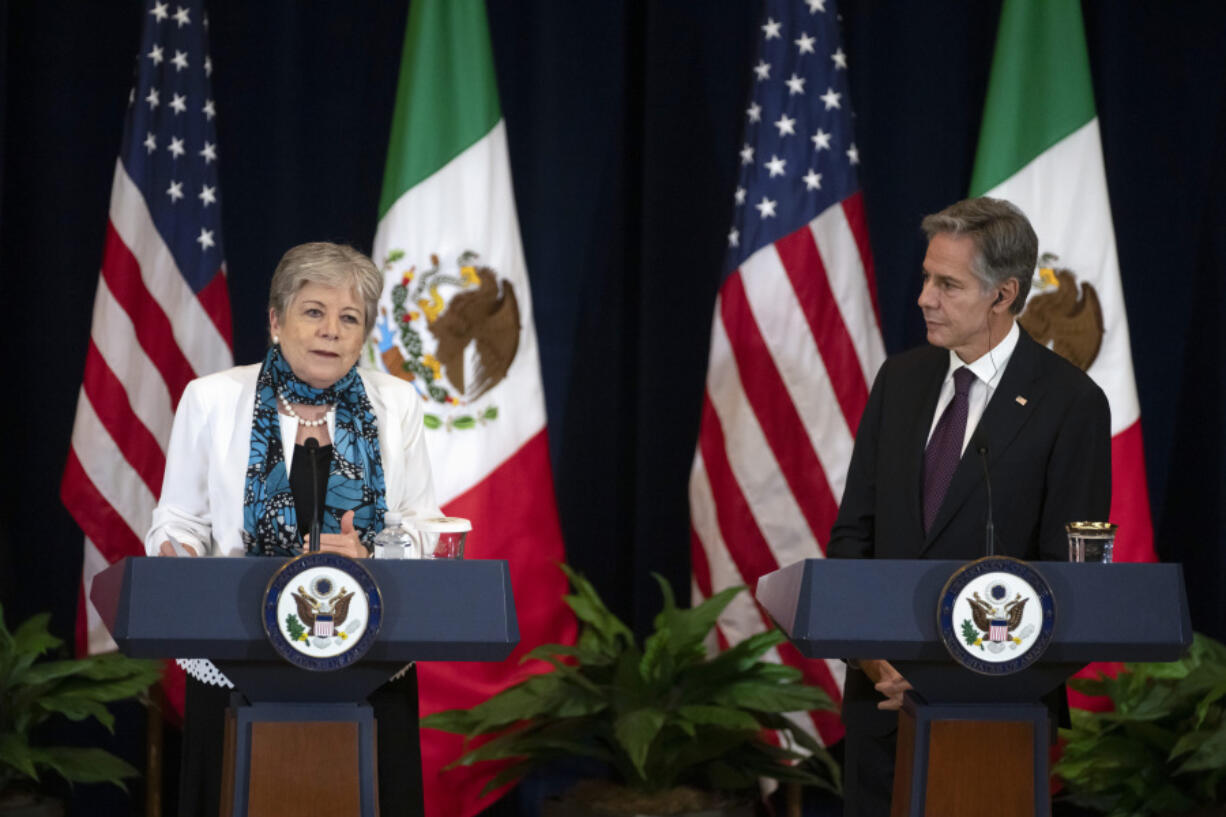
xmin=861 ymin=659 xmax=912 ymax=711
xmin=158 ymin=540 xmax=198 ymax=557
xmin=305 ymin=510 xmax=366 ymax=559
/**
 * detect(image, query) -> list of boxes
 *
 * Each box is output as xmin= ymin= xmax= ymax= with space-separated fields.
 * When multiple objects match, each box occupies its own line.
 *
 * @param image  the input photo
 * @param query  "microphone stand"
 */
xmin=305 ymin=437 xmax=322 ymax=553
xmin=975 ymin=439 xmax=996 ymax=557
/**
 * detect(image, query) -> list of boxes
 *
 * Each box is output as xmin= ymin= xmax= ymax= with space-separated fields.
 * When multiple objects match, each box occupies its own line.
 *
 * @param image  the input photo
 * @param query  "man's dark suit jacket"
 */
xmin=827 ymin=327 xmax=1112 ymax=737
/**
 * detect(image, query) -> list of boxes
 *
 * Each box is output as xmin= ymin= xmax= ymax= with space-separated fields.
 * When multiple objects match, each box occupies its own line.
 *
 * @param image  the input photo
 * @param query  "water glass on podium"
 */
xmin=412 ymin=516 xmax=472 ymax=559
xmin=1066 ymin=521 xmax=1118 ymax=563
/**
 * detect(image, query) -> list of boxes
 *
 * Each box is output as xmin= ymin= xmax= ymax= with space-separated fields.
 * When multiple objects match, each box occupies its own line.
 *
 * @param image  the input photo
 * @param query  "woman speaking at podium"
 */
xmin=146 ymin=241 xmax=438 ymax=817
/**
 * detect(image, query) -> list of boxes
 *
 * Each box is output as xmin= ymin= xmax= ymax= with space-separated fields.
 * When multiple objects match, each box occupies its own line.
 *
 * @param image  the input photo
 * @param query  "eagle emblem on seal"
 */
xmin=960 ymin=581 xmax=1035 ymax=653
xmin=292 ymin=576 xmax=355 ymax=639
xmin=1018 ymin=253 xmax=1104 ymax=372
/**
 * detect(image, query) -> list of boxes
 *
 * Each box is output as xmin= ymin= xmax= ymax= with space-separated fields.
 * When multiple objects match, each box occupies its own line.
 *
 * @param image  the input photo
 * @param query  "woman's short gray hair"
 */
xmin=268 ymin=242 xmax=383 ymax=336
xmin=920 ymin=197 xmax=1037 ymax=315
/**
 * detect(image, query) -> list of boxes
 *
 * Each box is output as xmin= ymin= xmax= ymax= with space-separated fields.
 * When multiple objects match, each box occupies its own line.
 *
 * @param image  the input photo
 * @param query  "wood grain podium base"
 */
xmin=220 ymin=702 xmax=379 ymax=817
xmin=890 ymin=692 xmax=1050 ymax=817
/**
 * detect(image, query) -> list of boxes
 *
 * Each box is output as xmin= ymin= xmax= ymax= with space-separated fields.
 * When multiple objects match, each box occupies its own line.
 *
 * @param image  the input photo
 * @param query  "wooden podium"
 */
xmin=92 ymin=556 xmax=520 ymax=817
xmin=757 ymin=559 xmax=1191 ymax=817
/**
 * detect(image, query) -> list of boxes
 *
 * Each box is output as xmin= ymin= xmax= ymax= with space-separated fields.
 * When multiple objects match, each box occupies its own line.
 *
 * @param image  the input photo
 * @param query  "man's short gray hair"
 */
xmin=268 ymin=242 xmax=383 ymax=337
xmin=921 ymin=197 xmax=1037 ymax=315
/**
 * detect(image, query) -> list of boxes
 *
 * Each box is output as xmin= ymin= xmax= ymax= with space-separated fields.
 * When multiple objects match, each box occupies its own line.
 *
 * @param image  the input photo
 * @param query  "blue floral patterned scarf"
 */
xmin=241 ymin=345 xmax=387 ymax=556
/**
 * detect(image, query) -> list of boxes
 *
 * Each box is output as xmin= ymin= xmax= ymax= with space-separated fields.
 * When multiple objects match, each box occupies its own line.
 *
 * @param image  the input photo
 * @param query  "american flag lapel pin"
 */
xmin=1015 ymin=395 xmax=1028 ymax=406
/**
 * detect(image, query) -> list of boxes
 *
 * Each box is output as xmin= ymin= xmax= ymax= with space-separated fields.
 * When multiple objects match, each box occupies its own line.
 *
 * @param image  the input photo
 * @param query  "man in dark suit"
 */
xmin=827 ymin=197 xmax=1111 ymax=816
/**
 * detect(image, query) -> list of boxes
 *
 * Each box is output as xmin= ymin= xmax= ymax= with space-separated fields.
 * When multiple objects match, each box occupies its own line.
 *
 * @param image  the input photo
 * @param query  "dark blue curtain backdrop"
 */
xmin=2 ymin=2 xmax=1224 ymax=814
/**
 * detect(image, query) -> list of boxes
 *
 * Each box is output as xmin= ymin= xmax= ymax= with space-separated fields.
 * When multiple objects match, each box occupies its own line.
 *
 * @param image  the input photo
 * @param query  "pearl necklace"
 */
xmin=278 ymin=391 xmax=331 ymax=428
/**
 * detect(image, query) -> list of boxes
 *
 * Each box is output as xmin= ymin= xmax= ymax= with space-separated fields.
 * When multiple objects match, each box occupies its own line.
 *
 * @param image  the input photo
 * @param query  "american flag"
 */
xmin=689 ymin=0 xmax=885 ymax=748
xmin=62 ymin=0 xmax=232 ymax=666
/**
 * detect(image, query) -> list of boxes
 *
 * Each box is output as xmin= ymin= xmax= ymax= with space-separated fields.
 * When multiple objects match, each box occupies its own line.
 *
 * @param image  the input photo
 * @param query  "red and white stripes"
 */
xmin=690 ymin=196 xmax=884 ymax=746
xmin=63 ymin=160 xmax=231 ymax=656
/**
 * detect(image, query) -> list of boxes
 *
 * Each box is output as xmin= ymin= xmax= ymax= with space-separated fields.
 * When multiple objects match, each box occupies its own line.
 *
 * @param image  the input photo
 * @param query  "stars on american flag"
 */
xmin=123 ymin=0 xmax=224 ymax=270
xmin=725 ymin=0 xmax=862 ymax=271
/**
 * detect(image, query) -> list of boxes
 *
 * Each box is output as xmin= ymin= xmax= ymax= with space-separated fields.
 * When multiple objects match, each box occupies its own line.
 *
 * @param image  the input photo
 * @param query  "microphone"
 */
xmin=972 ymin=434 xmax=996 ymax=557
xmin=305 ymin=437 xmax=322 ymax=553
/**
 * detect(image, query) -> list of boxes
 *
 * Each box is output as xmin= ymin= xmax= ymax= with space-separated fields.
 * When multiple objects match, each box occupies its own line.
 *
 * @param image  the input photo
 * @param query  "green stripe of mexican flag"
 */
xmin=970 ymin=0 xmax=1155 ymax=564
xmin=370 ymin=3 xmax=576 ymax=817
xmin=377 ymin=0 xmax=499 ymax=219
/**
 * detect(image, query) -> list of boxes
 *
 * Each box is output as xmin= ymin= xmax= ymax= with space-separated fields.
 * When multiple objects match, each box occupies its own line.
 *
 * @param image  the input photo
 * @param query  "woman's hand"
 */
xmin=862 ymin=659 xmax=912 ymax=711
xmin=158 ymin=540 xmax=198 ymax=557
xmin=304 ymin=510 xmax=367 ymax=558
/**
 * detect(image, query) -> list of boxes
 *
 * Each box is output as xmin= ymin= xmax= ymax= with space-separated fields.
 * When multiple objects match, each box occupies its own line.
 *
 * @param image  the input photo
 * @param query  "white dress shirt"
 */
xmin=925 ymin=320 xmax=1021 ymax=454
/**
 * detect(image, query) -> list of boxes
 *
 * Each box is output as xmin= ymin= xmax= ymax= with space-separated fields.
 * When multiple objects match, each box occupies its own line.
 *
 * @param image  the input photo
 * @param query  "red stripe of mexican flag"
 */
xmin=370 ymin=3 xmax=576 ymax=816
xmin=970 ymin=0 xmax=1156 ymax=565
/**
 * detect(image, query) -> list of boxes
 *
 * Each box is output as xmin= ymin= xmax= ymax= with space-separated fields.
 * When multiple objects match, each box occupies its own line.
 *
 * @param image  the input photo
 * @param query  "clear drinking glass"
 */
xmin=1066 ymin=521 xmax=1118 ymax=563
xmin=411 ymin=516 xmax=472 ymax=559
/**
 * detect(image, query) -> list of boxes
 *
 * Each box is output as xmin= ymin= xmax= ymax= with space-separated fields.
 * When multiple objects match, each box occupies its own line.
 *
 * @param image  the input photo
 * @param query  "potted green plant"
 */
xmin=0 ymin=603 xmax=163 ymax=816
xmin=423 ymin=565 xmax=840 ymax=816
xmin=1054 ymin=632 xmax=1226 ymax=817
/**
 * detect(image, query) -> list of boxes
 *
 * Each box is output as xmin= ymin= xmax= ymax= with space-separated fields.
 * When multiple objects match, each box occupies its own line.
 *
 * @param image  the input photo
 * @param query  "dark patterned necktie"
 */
xmin=923 ymin=366 xmax=975 ymax=533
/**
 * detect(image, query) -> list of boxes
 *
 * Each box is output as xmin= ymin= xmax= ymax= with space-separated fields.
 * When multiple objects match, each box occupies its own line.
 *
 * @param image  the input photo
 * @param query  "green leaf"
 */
xmin=483 ymin=407 xmax=498 ymax=421
xmin=651 ymin=578 xmax=740 ymax=659
xmin=1067 ymin=676 xmax=1109 ymax=697
xmin=520 ymin=642 xmax=610 ymax=669
xmin=710 ymin=679 xmax=831 ymax=713
xmin=452 ymin=416 xmax=476 ymax=430
xmin=452 ymin=721 xmax=612 ymax=769
xmin=1169 ymin=730 xmax=1211 ymax=762
xmin=613 ymin=707 xmax=666 ymax=780
xmin=478 ymin=759 xmax=533 ymax=796
xmin=423 ymin=414 xmax=441 ymax=429
xmin=22 ymin=655 xmax=159 ymax=688
xmin=1194 ymin=680 xmax=1226 ymax=728
xmin=1174 ymin=729 xmax=1226 ymax=774
xmin=676 ymin=705 xmax=759 ymax=732
xmin=422 ymin=671 xmax=606 ymax=736
xmin=33 ymin=746 xmax=140 ymax=789
xmin=385 ymin=249 xmax=406 ymax=264
xmin=11 ymin=613 xmax=62 ymax=660
xmin=558 ymin=565 xmax=634 ymax=654
xmin=0 ymin=733 xmax=39 ymax=782
xmin=37 ymin=695 xmax=116 ymax=731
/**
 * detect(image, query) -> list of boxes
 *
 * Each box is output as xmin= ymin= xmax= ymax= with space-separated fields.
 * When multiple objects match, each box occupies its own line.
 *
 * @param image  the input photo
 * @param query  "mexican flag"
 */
xmin=370 ymin=2 xmax=575 ymax=815
xmin=970 ymin=0 xmax=1155 ymax=566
